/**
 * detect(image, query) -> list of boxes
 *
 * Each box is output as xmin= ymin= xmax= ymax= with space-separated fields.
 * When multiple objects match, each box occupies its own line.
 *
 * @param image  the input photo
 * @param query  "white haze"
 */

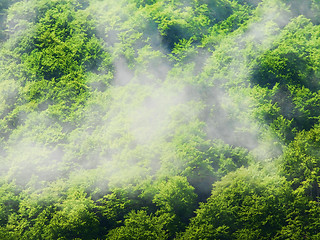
xmin=0 ymin=0 xmax=306 ymax=192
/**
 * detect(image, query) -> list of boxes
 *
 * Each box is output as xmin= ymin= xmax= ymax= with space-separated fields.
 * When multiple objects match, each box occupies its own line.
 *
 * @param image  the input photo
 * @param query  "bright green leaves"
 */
xmin=179 ymin=166 xmax=291 ymax=240
xmin=97 ymin=190 xmax=135 ymax=232
xmin=42 ymin=190 xmax=99 ymax=240
xmin=0 ymin=182 xmax=19 ymax=227
xmin=106 ymin=176 xmax=197 ymax=239
xmin=1 ymin=0 xmax=320 ymax=239
xmin=151 ymin=0 xmax=229 ymax=49
xmin=107 ymin=210 xmax=168 ymax=240
xmin=246 ymin=16 xmax=320 ymax=139
xmin=132 ymin=0 xmax=236 ymax=50
xmin=28 ymin=5 xmax=103 ymax=78
xmin=5 ymin=0 xmax=111 ymax=123
xmin=288 ymin=85 xmax=320 ymax=131
xmin=201 ymin=3 xmax=252 ymax=49
xmin=153 ymin=176 xmax=197 ymax=220
xmin=281 ymin=125 xmax=320 ymax=200
xmin=253 ymin=16 xmax=320 ymax=89
xmin=0 ymin=79 xmax=19 ymax=140
xmin=170 ymin=38 xmax=197 ymax=63
xmin=3 ymin=187 xmax=99 ymax=240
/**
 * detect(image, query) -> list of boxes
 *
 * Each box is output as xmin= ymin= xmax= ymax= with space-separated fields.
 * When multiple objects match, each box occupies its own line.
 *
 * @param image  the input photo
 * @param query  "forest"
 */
xmin=1 ymin=0 xmax=320 ymax=239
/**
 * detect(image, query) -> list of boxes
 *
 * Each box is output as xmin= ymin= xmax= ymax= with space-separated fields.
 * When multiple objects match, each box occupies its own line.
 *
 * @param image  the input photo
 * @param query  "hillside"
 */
xmin=1 ymin=0 xmax=320 ymax=239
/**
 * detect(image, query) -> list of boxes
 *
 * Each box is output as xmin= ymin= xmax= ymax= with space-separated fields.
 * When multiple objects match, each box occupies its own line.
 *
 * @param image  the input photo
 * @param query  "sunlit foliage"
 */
xmin=0 ymin=0 xmax=320 ymax=239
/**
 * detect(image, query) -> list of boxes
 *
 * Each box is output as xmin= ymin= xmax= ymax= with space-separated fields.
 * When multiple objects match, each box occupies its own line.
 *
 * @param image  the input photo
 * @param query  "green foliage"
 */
xmin=96 ymin=188 xmax=140 ymax=234
xmin=179 ymin=166 xmax=292 ymax=240
xmin=253 ymin=16 xmax=319 ymax=89
xmin=1 ymin=0 xmax=320 ymax=239
xmin=42 ymin=190 xmax=99 ymax=240
xmin=4 ymin=0 xmax=112 ymax=126
xmin=0 ymin=182 xmax=19 ymax=226
xmin=107 ymin=210 xmax=168 ymax=240
xmin=201 ymin=2 xmax=252 ymax=49
xmin=0 ymin=0 xmax=13 ymax=41
xmin=153 ymin=176 xmax=197 ymax=220
xmin=281 ymin=125 xmax=320 ymax=200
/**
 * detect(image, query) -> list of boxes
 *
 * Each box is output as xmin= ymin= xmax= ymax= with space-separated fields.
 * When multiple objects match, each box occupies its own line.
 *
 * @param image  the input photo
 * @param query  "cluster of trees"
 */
xmin=1 ymin=0 xmax=320 ymax=239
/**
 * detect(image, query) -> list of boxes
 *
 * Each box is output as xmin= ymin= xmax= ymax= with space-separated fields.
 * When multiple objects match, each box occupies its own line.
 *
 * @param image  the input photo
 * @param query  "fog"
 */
xmin=0 ymin=0 xmax=311 ymax=192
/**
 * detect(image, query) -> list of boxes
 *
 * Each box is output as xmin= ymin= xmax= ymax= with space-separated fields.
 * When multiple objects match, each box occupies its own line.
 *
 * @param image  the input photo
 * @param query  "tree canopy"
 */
xmin=1 ymin=0 xmax=320 ymax=239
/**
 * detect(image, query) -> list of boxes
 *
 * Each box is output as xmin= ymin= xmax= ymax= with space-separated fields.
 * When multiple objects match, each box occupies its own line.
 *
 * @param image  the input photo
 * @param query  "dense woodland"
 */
xmin=1 ymin=0 xmax=320 ymax=239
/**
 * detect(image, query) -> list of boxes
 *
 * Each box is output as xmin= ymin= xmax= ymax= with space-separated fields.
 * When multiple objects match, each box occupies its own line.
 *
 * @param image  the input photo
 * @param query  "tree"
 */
xmin=281 ymin=125 xmax=320 ymax=201
xmin=153 ymin=176 xmax=197 ymax=237
xmin=107 ymin=210 xmax=168 ymax=240
xmin=179 ymin=165 xmax=291 ymax=239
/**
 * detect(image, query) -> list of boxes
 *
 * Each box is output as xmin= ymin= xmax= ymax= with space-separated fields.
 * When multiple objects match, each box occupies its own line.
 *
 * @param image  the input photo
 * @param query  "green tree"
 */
xmin=107 ymin=210 xmax=168 ymax=240
xmin=179 ymin=166 xmax=291 ymax=239
xmin=42 ymin=189 xmax=99 ymax=240
xmin=281 ymin=125 xmax=320 ymax=201
xmin=153 ymin=176 xmax=197 ymax=237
